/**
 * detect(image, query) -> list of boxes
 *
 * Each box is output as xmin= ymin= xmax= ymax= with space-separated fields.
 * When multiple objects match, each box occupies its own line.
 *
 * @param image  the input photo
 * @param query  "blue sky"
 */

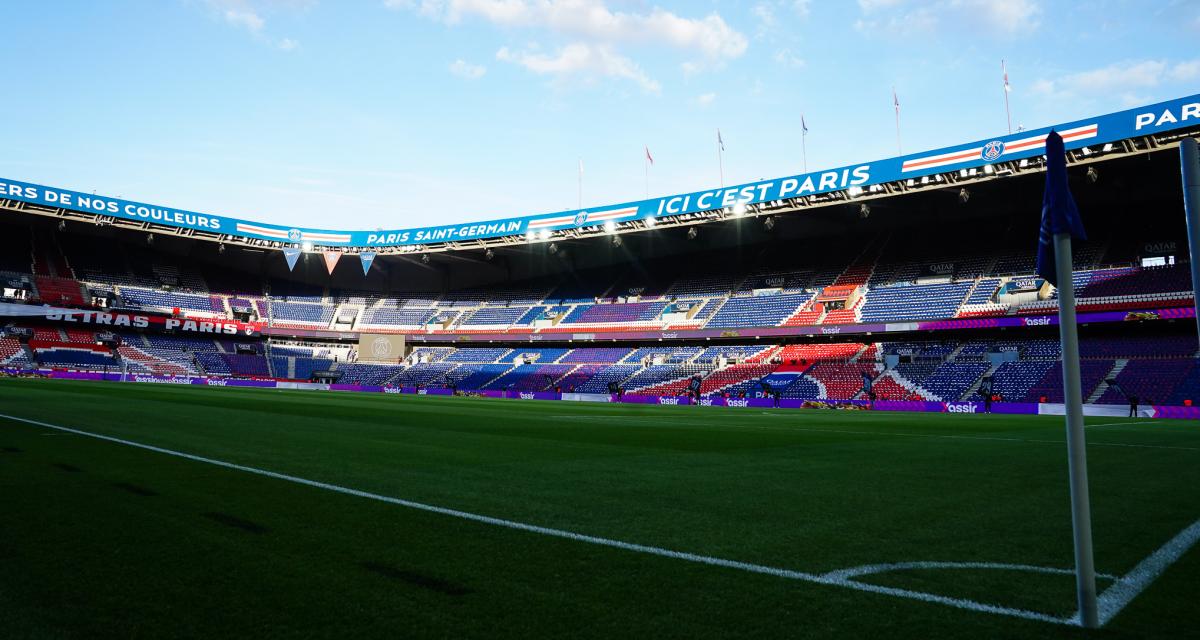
xmin=1 ymin=0 xmax=1198 ymax=231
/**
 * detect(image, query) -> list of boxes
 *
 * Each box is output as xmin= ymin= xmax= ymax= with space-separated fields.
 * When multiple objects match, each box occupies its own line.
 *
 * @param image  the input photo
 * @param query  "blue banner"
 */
xmin=359 ymin=251 xmax=376 ymax=275
xmin=2 ymin=94 xmax=1198 ymax=249
xmin=283 ymin=247 xmax=301 ymax=271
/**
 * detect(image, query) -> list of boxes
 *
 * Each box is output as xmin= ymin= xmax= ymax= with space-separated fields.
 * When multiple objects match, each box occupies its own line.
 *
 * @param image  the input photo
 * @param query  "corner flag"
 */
xmin=1040 ymin=127 xmax=1099 ymax=628
xmin=1036 ymin=131 xmax=1086 ymax=286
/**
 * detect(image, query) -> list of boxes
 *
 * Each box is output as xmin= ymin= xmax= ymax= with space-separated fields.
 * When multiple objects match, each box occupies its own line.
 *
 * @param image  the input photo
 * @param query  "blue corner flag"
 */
xmin=1036 ymin=130 xmax=1087 ymax=286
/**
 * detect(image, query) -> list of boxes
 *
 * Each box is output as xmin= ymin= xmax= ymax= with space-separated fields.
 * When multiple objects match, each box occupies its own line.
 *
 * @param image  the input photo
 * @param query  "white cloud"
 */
xmin=855 ymin=0 xmax=1040 ymax=36
xmin=388 ymin=2 xmax=749 ymax=89
xmin=204 ymin=0 xmax=305 ymax=49
xmin=496 ymin=42 xmax=659 ymax=92
xmin=449 ymin=58 xmax=488 ymax=79
xmin=222 ymin=7 xmax=265 ymax=31
xmin=1032 ymin=59 xmax=1200 ymax=96
xmin=694 ymin=92 xmax=716 ymax=106
xmin=773 ymin=48 xmax=804 ymax=68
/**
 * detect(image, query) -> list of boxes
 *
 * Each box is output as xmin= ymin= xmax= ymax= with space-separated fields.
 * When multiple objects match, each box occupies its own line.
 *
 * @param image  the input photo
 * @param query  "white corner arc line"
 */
xmin=1 ymin=412 xmax=1188 ymax=628
xmin=1095 ymin=518 xmax=1200 ymax=626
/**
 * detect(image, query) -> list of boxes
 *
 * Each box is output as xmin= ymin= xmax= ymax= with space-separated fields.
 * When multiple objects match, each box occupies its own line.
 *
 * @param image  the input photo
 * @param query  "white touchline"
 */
xmin=2 ymin=412 xmax=1194 ymax=628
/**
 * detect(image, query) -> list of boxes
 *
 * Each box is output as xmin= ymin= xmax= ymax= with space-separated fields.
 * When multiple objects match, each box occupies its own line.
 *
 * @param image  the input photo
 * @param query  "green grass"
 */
xmin=0 ymin=377 xmax=1197 ymax=638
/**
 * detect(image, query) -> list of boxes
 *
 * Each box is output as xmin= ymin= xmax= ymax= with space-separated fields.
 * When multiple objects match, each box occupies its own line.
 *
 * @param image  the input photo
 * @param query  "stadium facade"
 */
xmin=3 ymin=94 xmax=1200 ymax=416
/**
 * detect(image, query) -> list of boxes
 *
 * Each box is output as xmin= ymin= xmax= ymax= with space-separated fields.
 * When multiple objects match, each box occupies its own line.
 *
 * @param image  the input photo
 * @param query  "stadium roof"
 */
xmin=2 ymin=93 xmax=1200 ymax=256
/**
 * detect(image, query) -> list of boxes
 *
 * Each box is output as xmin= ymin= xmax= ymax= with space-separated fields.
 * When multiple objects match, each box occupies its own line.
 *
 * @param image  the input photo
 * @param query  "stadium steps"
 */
xmin=959 ymin=362 xmax=1000 ymax=401
xmin=1087 ymin=359 xmax=1128 ymax=404
xmin=287 ymin=357 xmax=296 ymax=379
xmin=848 ymin=343 xmax=873 ymax=363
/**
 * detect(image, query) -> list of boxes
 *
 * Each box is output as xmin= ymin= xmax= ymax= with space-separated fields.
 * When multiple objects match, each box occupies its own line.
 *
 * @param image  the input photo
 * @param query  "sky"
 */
xmin=1 ymin=0 xmax=1198 ymax=232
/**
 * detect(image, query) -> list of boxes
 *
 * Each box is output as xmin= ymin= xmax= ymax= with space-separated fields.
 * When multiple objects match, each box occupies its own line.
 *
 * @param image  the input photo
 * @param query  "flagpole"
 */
xmin=577 ymin=158 xmax=582 ymax=209
xmin=644 ymin=149 xmax=650 ymax=199
xmin=1054 ymin=230 xmax=1099 ymax=628
xmin=801 ymin=115 xmax=808 ymax=174
xmin=893 ymin=87 xmax=902 ymax=155
xmin=1003 ymin=60 xmax=1013 ymax=135
xmin=717 ymin=130 xmax=725 ymax=187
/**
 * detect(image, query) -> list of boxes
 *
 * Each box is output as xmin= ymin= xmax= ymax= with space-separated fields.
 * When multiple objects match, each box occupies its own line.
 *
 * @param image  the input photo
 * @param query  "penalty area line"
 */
xmin=0 ymin=412 xmax=1161 ymax=628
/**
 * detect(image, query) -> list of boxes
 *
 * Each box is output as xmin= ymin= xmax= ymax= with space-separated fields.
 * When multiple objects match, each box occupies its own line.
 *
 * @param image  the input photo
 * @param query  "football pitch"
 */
xmin=1 ymin=378 xmax=1197 ymax=638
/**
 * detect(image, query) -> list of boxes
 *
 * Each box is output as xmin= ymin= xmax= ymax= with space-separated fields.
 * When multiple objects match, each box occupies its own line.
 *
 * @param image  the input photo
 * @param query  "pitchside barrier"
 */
xmin=4 ymin=367 xmax=1183 ymax=419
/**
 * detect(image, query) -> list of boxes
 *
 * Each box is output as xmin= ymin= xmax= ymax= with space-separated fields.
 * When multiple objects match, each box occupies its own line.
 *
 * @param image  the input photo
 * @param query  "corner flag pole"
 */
xmin=1040 ymin=130 xmax=1098 ymax=628
xmin=1179 ymin=138 xmax=1200 ymax=349
xmin=1054 ymin=230 xmax=1099 ymax=628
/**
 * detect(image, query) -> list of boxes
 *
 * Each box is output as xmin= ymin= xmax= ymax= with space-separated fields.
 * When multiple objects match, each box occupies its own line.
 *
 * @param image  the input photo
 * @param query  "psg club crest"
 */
xmin=981 ymin=140 xmax=1005 ymax=161
xmin=573 ymin=211 xmax=589 ymax=226
xmin=287 ymin=228 xmax=303 ymax=242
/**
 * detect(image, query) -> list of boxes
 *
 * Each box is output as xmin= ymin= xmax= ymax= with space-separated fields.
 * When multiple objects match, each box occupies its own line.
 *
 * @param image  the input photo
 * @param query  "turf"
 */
xmin=0 ymin=377 xmax=1197 ymax=638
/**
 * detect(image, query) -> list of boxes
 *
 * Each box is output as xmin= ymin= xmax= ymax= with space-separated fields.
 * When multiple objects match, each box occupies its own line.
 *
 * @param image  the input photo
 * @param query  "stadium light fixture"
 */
xmin=604 ymin=220 xmax=617 ymax=233
xmin=539 ymin=229 xmax=551 ymax=241
xmin=983 ymin=165 xmax=995 ymax=175
xmin=848 ymin=186 xmax=863 ymax=197
xmin=686 ymin=227 xmax=698 ymax=240
xmin=525 ymin=231 xmax=536 ymax=242
xmin=301 ymin=241 xmax=314 ymax=252
xmin=484 ymin=248 xmax=494 ymax=261
xmin=644 ymin=216 xmax=656 ymax=228
xmin=732 ymin=202 xmax=747 ymax=216
xmin=548 ymin=242 xmax=558 ymax=254
xmin=1102 ymin=143 xmax=1114 ymax=152
xmin=763 ymin=216 xmax=775 ymax=231
xmin=612 ymin=235 xmax=622 ymax=247
xmin=421 ymin=254 xmax=430 ymax=264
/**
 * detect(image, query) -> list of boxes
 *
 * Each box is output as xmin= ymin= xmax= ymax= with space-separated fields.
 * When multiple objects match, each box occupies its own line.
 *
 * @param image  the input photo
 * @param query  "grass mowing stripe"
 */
xmin=0 ymin=411 xmax=1089 ymax=627
xmin=563 ymin=414 xmax=1200 ymax=452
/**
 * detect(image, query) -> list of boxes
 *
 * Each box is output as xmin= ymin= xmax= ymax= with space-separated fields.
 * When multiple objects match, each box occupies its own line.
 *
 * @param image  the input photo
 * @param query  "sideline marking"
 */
xmin=2 ymin=412 xmax=1194 ymax=627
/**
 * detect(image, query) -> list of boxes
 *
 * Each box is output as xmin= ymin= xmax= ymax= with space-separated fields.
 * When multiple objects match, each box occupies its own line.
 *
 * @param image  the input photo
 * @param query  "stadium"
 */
xmin=3 ymin=13 xmax=1200 ymax=635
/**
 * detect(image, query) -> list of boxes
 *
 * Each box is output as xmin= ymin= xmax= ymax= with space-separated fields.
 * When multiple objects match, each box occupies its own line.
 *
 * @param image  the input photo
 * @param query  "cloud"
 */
xmin=773 ymin=48 xmax=804 ymax=68
xmin=449 ymin=58 xmax=488 ymax=79
xmin=204 ymin=0 xmax=304 ymax=49
xmin=496 ymin=42 xmax=659 ymax=92
xmin=390 ymin=0 xmax=746 ymax=88
xmin=693 ymin=92 xmax=716 ymax=106
xmin=855 ymin=0 xmax=1040 ymax=37
xmin=1032 ymin=59 xmax=1200 ymax=96
xmin=220 ymin=7 xmax=265 ymax=32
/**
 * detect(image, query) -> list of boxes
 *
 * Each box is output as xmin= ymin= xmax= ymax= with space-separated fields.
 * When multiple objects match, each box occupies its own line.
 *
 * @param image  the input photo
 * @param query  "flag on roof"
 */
xmin=801 ymin=114 xmax=808 ymax=135
xmin=717 ymin=129 xmax=725 ymax=151
xmin=645 ymin=145 xmax=654 ymax=165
